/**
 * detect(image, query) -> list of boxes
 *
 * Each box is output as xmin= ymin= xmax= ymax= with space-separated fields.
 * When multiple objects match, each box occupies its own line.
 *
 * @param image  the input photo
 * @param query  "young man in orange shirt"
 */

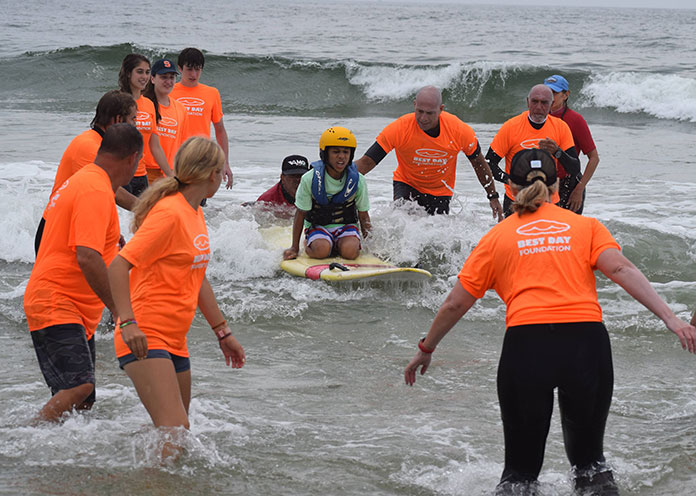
xmin=24 ymin=124 xmax=143 ymax=423
xmin=171 ymin=48 xmax=232 ymax=189
xmin=354 ymin=85 xmax=502 ymax=219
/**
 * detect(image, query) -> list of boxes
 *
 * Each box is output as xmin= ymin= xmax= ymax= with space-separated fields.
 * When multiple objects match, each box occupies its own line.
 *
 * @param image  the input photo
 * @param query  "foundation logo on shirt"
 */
xmin=516 ymin=219 xmax=572 ymax=256
xmin=414 ymin=148 xmax=449 ymax=166
xmin=193 ymin=234 xmax=209 ymax=251
xmin=516 ymin=220 xmax=570 ymax=236
xmin=177 ymin=97 xmax=205 ymax=116
xmin=159 ymin=117 xmax=178 ymax=128
xmin=136 ymin=111 xmax=150 ymax=121
xmin=520 ymin=138 xmax=543 ymax=149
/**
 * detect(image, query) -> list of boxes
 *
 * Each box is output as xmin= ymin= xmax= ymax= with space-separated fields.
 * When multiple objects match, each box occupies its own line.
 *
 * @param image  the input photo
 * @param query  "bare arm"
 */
xmin=596 ymin=248 xmax=696 ymax=353
xmin=213 ymin=120 xmax=233 ymax=189
xmin=115 ymin=187 xmax=138 ymax=211
xmin=404 ymin=282 xmax=478 ymax=385
xmin=107 ymin=254 xmax=148 ymax=359
xmin=358 ymin=210 xmax=371 ymax=239
xmin=76 ymin=246 xmax=115 ymax=314
xmin=354 ymin=155 xmax=378 ymax=175
xmin=198 ymin=276 xmax=245 ymax=367
xmin=470 ymin=154 xmax=503 ymax=222
xmin=149 ymin=133 xmax=173 ymax=177
xmin=283 ymin=209 xmax=306 ymax=260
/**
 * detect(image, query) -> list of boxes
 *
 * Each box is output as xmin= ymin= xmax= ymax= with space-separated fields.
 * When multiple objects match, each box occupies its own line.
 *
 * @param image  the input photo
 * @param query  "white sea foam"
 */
xmin=581 ymin=72 xmax=696 ymax=122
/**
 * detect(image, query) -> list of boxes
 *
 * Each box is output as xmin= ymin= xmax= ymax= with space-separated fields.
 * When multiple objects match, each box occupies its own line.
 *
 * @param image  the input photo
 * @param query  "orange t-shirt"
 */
xmin=50 ymin=128 xmax=102 ymax=196
xmin=489 ymin=111 xmax=575 ymax=200
xmin=24 ymin=164 xmax=120 ymax=339
xmin=142 ymin=97 xmax=189 ymax=170
xmin=133 ymin=95 xmax=157 ymax=177
xmin=376 ymin=111 xmax=479 ymax=197
xmin=170 ymin=82 xmax=223 ymax=140
xmin=113 ymin=193 xmax=210 ymax=358
xmin=457 ymin=202 xmax=620 ymax=328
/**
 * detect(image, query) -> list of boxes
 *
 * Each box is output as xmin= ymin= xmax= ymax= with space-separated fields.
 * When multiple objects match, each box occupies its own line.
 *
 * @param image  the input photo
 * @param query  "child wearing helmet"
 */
xmin=283 ymin=126 xmax=371 ymax=260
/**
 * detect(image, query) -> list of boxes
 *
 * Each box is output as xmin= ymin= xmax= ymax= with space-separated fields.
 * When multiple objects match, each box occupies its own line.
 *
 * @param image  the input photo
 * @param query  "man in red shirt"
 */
xmin=544 ymin=75 xmax=600 ymax=214
xmin=255 ymin=155 xmax=310 ymax=215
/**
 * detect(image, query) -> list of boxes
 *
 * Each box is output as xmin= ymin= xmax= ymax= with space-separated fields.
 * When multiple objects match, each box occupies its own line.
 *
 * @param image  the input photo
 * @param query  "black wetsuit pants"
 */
xmin=497 ymin=322 xmax=614 ymax=485
xmin=393 ymin=181 xmax=450 ymax=215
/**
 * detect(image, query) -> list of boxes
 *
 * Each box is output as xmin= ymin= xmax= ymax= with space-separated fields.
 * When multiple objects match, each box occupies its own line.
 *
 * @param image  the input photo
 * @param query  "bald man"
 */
xmin=485 ymin=84 xmax=581 ymax=217
xmin=354 ymin=86 xmax=502 ymax=219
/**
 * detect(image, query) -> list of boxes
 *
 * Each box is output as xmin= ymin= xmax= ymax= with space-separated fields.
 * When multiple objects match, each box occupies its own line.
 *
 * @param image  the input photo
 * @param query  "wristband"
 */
xmin=486 ymin=191 xmax=499 ymax=200
xmin=418 ymin=337 xmax=435 ymax=354
xmin=215 ymin=327 xmax=231 ymax=341
xmin=119 ymin=319 xmax=137 ymax=329
xmin=211 ymin=320 xmax=227 ymax=331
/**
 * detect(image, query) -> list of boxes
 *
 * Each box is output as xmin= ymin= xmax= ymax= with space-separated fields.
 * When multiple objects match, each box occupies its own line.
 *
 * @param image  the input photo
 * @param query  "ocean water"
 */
xmin=1 ymin=1 xmax=695 ymax=495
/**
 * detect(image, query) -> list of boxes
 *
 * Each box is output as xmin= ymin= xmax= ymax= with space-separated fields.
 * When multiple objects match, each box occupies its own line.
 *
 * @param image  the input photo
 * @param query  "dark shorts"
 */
xmin=31 ymin=323 xmax=96 ymax=403
xmin=503 ymin=195 xmax=515 ymax=218
xmin=393 ymin=180 xmax=450 ymax=215
xmin=123 ymin=174 xmax=149 ymax=197
xmin=118 ymin=349 xmax=191 ymax=373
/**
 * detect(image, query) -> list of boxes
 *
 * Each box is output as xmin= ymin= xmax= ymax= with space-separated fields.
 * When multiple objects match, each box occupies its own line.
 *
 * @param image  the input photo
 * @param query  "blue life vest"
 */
xmin=306 ymin=160 xmax=360 ymax=225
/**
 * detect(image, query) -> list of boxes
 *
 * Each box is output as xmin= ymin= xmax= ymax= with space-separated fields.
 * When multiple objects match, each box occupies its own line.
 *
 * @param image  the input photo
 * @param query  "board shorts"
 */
xmin=393 ymin=180 xmax=450 ymax=215
xmin=557 ymin=174 xmax=586 ymax=215
xmin=118 ymin=349 xmax=191 ymax=373
xmin=31 ymin=323 xmax=96 ymax=403
xmin=124 ymin=174 xmax=149 ymax=197
xmin=305 ymin=224 xmax=361 ymax=253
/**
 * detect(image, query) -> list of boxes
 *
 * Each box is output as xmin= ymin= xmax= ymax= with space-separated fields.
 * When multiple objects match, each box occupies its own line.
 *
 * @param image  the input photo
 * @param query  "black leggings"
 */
xmin=497 ymin=322 xmax=614 ymax=484
xmin=393 ymin=180 xmax=450 ymax=215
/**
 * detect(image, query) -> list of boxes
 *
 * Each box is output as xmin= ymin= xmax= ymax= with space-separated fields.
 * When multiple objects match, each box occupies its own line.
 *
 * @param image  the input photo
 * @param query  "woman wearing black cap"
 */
xmin=404 ymin=148 xmax=696 ymax=495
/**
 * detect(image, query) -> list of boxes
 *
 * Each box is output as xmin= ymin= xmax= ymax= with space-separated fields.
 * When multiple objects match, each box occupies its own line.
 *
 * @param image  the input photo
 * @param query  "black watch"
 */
xmin=553 ymin=148 xmax=562 ymax=159
xmin=487 ymin=191 xmax=499 ymax=200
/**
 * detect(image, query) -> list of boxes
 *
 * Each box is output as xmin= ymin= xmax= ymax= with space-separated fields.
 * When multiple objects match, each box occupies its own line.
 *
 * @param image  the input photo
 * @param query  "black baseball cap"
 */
xmin=151 ymin=59 xmax=179 ymax=76
xmin=509 ymin=148 xmax=557 ymax=187
xmin=281 ymin=155 xmax=310 ymax=175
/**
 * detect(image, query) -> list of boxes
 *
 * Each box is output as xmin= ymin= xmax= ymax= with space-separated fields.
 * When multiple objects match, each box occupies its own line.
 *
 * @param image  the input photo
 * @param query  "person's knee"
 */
xmin=72 ymin=382 xmax=95 ymax=400
xmin=307 ymin=240 xmax=331 ymax=258
xmin=338 ymin=238 xmax=360 ymax=259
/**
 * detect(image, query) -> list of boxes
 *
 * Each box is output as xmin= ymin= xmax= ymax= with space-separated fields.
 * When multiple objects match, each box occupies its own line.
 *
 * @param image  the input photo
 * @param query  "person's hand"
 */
xmin=538 ymin=138 xmax=558 ymax=155
xmin=568 ymin=183 xmax=585 ymax=212
xmin=223 ymin=163 xmax=234 ymax=189
xmin=219 ymin=332 xmax=245 ymax=367
xmin=121 ymin=322 xmax=148 ymax=360
xmin=404 ymin=350 xmax=432 ymax=386
xmin=283 ymin=247 xmax=299 ymax=260
xmin=490 ymin=198 xmax=504 ymax=222
xmin=666 ymin=318 xmax=696 ymax=354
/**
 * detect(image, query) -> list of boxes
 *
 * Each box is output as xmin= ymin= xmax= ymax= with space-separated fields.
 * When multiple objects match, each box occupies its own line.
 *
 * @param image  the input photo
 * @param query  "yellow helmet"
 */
xmin=319 ymin=126 xmax=356 ymax=163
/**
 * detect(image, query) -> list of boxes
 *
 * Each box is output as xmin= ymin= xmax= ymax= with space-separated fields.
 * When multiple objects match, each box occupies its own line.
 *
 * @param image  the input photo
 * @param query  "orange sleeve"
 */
xmin=489 ymin=122 xmax=510 ymax=160
xmin=69 ymin=191 xmax=116 ymax=254
xmin=457 ymin=232 xmax=496 ymax=299
xmin=375 ymin=117 xmax=404 ymax=154
xmin=211 ymin=87 xmax=223 ymax=124
xmin=589 ymin=218 xmax=621 ymax=268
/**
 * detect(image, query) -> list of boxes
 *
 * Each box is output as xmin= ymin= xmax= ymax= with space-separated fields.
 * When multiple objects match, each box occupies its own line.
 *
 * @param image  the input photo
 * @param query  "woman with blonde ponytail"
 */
xmin=108 ymin=137 xmax=245 ymax=460
xmin=405 ymin=149 xmax=696 ymax=494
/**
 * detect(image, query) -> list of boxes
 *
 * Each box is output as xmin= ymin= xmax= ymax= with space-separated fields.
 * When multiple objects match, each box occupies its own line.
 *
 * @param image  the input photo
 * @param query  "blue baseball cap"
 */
xmin=544 ymin=75 xmax=569 ymax=92
xmin=151 ymin=59 xmax=179 ymax=76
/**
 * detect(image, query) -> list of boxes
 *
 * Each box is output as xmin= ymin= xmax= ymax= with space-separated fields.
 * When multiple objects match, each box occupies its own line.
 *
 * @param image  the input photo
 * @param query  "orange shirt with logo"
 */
xmin=142 ymin=97 xmax=189 ymax=170
xmin=25 ymin=164 xmax=120 ymax=339
xmin=170 ymin=82 xmax=223 ymax=140
xmin=50 ymin=129 xmax=102 ymax=196
xmin=133 ymin=95 xmax=157 ymax=177
xmin=489 ymin=111 xmax=575 ymax=200
xmin=113 ymin=193 xmax=210 ymax=358
xmin=376 ymin=111 xmax=479 ymax=197
xmin=457 ymin=202 xmax=619 ymax=328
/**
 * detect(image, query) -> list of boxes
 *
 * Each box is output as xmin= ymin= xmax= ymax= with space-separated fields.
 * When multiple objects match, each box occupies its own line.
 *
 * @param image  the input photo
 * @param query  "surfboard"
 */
xmin=260 ymin=226 xmax=431 ymax=282
xmin=280 ymin=253 xmax=431 ymax=282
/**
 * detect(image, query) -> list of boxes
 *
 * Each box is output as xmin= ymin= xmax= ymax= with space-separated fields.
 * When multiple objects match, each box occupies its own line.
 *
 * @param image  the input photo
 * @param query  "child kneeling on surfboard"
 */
xmin=283 ymin=126 xmax=371 ymax=260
